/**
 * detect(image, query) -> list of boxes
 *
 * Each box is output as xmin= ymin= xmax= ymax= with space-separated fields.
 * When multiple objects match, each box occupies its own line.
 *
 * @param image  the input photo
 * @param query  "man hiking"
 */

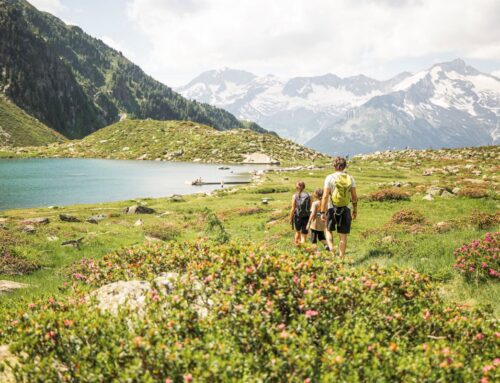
xmin=289 ymin=180 xmax=311 ymax=245
xmin=320 ymin=157 xmax=358 ymax=256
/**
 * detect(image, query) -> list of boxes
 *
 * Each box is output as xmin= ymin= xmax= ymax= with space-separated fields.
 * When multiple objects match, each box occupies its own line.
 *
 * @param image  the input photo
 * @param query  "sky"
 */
xmin=29 ymin=0 xmax=500 ymax=87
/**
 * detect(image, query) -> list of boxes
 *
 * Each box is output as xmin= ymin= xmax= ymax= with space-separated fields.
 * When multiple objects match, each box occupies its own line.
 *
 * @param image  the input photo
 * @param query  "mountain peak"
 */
xmin=187 ymin=68 xmax=256 ymax=87
xmin=433 ymin=58 xmax=479 ymax=75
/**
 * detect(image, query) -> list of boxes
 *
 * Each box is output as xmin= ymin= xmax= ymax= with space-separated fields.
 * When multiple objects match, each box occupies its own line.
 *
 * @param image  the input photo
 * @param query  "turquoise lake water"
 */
xmin=0 ymin=158 xmax=270 ymax=211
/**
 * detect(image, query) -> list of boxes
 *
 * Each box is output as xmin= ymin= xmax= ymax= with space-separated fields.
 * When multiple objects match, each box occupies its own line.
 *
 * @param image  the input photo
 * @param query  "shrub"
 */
xmin=4 ymin=242 xmax=499 ymax=382
xmin=202 ymin=208 xmax=230 ymax=244
xmin=237 ymin=206 xmax=263 ymax=216
xmin=143 ymin=223 xmax=181 ymax=242
xmin=368 ymin=188 xmax=410 ymax=202
xmin=454 ymin=232 xmax=499 ymax=282
xmin=458 ymin=187 xmax=489 ymax=199
xmin=469 ymin=211 xmax=499 ymax=230
xmin=0 ymin=248 xmax=40 ymax=276
xmin=252 ymin=186 xmax=290 ymax=194
xmin=390 ymin=209 xmax=426 ymax=225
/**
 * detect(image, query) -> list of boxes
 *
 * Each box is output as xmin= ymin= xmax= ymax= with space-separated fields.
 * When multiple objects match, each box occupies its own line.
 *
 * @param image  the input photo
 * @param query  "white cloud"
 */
xmin=100 ymin=36 xmax=136 ymax=61
xmin=126 ymin=0 xmax=500 ymax=85
xmin=492 ymin=70 xmax=500 ymax=78
xmin=28 ymin=0 xmax=64 ymax=13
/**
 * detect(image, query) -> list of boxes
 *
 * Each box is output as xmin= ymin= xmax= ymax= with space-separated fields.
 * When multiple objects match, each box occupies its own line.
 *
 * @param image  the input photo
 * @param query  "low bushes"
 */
xmin=2 ymin=242 xmax=499 ymax=382
xmin=458 ymin=187 xmax=489 ymax=199
xmin=368 ymin=188 xmax=411 ymax=202
xmin=143 ymin=223 xmax=181 ymax=242
xmin=390 ymin=209 xmax=426 ymax=225
xmin=251 ymin=186 xmax=290 ymax=194
xmin=454 ymin=232 xmax=499 ymax=282
xmin=469 ymin=211 xmax=499 ymax=230
xmin=0 ymin=247 xmax=40 ymax=276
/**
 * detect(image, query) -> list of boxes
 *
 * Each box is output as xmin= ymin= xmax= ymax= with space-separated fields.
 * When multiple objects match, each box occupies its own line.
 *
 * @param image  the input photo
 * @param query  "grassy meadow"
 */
xmin=0 ymin=145 xmax=498 ymax=381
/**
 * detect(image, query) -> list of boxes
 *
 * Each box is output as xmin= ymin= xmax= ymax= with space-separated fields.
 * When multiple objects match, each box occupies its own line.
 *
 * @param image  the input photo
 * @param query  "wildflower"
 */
xmin=63 ymin=319 xmax=74 ymax=327
xmin=183 ymin=374 xmax=193 ymax=382
xmin=476 ymin=333 xmax=485 ymax=340
xmin=441 ymin=347 xmax=451 ymax=356
xmin=165 ymin=379 xmax=172 ymax=383
xmin=389 ymin=343 xmax=398 ymax=352
xmin=305 ymin=310 xmax=318 ymax=318
xmin=483 ymin=365 xmax=494 ymax=373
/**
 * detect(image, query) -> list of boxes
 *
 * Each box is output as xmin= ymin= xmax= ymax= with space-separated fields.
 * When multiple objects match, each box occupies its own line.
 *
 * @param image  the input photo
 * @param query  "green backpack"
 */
xmin=331 ymin=174 xmax=352 ymax=207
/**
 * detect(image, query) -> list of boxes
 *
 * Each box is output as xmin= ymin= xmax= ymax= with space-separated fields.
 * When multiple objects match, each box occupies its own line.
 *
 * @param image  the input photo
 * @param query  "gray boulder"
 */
xmin=59 ymin=214 xmax=81 ymax=223
xmin=123 ymin=205 xmax=156 ymax=214
xmin=21 ymin=217 xmax=49 ymax=225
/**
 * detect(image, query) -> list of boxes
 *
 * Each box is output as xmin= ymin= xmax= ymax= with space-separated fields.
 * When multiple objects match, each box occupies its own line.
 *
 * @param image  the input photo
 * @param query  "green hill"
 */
xmin=12 ymin=119 xmax=328 ymax=165
xmin=0 ymin=96 xmax=64 ymax=146
xmin=0 ymin=0 xmax=266 ymax=139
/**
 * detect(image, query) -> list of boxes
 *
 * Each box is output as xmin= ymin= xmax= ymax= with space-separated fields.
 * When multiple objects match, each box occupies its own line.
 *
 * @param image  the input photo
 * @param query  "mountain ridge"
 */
xmin=0 ymin=0 xmax=267 ymax=141
xmin=177 ymin=59 xmax=500 ymax=154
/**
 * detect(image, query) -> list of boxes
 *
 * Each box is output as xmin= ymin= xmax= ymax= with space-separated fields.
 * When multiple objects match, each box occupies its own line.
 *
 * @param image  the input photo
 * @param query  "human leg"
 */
xmin=338 ymin=233 xmax=347 ymax=257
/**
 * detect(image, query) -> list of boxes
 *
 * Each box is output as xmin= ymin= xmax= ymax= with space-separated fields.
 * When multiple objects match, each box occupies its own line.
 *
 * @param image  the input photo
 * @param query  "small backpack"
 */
xmin=331 ymin=174 xmax=352 ymax=207
xmin=295 ymin=192 xmax=311 ymax=218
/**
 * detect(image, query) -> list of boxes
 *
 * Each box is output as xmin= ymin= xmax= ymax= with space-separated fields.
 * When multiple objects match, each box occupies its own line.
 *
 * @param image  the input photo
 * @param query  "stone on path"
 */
xmin=0 ymin=280 xmax=28 ymax=293
xmin=134 ymin=219 xmax=143 ymax=226
xmin=422 ymin=194 xmax=434 ymax=201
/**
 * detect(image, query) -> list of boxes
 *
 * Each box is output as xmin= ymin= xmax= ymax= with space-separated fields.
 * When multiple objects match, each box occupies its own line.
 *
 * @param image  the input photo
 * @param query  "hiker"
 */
xmin=289 ymin=181 xmax=311 ymax=245
xmin=320 ymin=157 xmax=358 ymax=256
xmin=307 ymin=188 xmax=329 ymax=251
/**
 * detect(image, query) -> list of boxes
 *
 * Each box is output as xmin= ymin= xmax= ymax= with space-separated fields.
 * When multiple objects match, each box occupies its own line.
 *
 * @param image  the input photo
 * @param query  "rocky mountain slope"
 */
xmin=177 ymin=68 xmax=405 ymax=143
xmin=9 ymin=120 xmax=328 ymax=165
xmin=308 ymin=59 xmax=500 ymax=155
xmin=177 ymin=60 xmax=500 ymax=154
xmin=0 ymin=96 xmax=64 ymax=146
xmin=0 ymin=0 xmax=265 ymax=139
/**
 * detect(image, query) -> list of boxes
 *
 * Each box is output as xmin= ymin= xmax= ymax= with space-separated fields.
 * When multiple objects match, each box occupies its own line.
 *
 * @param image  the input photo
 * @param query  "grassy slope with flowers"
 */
xmin=0 ymin=145 xmax=498 ymax=381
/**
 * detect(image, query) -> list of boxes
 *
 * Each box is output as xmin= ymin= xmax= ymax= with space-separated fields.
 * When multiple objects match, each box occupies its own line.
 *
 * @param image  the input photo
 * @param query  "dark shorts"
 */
xmin=326 ymin=206 xmax=352 ymax=234
xmin=311 ymin=229 xmax=326 ymax=243
xmin=293 ymin=215 xmax=309 ymax=234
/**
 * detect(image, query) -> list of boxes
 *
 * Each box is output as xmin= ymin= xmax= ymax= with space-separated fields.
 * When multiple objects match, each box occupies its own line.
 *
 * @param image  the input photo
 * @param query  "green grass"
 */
xmin=0 ymin=119 xmax=330 ymax=165
xmin=0 ymin=96 xmax=65 ymax=147
xmin=0 ymin=146 xmax=499 ymax=317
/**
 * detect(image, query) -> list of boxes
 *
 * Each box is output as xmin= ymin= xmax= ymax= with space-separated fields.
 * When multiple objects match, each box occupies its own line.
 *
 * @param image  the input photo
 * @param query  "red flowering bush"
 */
xmin=1 ymin=242 xmax=499 ymax=382
xmin=454 ymin=232 xmax=500 ymax=282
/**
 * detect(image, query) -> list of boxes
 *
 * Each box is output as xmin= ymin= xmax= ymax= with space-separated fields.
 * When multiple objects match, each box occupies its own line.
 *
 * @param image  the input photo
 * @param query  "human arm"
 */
xmin=351 ymin=187 xmax=358 ymax=220
xmin=320 ymin=187 xmax=331 ymax=222
xmin=289 ymin=195 xmax=296 ymax=224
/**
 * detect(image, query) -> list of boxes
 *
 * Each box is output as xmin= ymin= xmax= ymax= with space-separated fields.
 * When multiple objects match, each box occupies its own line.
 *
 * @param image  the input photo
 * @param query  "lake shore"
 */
xmin=0 ymin=146 xmax=498 ymax=316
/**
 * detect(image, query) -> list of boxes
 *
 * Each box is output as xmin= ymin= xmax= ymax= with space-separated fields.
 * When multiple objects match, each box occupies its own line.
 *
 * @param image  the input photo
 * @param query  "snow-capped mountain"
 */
xmin=177 ymin=69 xmax=411 ymax=143
xmin=177 ymin=59 xmax=500 ymax=154
xmin=307 ymin=59 xmax=500 ymax=155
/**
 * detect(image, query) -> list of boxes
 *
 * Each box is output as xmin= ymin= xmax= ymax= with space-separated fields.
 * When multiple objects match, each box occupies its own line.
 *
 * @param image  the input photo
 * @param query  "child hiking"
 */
xmin=289 ymin=181 xmax=311 ymax=245
xmin=320 ymin=157 xmax=358 ymax=257
xmin=307 ymin=188 xmax=329 ymax=251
